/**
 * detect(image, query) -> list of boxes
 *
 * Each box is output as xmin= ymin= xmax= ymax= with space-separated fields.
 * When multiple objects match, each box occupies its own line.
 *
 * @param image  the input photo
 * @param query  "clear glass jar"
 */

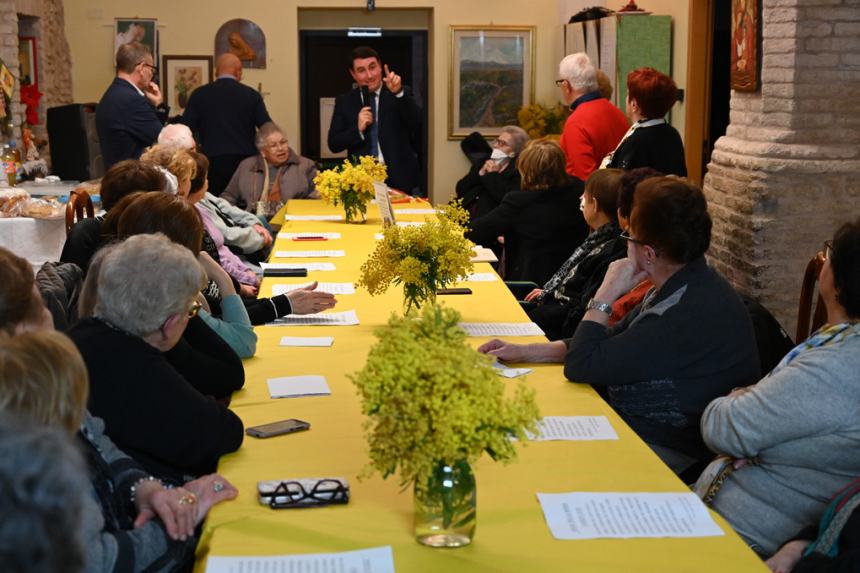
xmin=414 ymin=459 xmax=476 ymax=547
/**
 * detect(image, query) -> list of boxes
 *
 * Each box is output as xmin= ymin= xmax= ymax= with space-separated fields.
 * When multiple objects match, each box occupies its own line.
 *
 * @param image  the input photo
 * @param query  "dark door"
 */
xmin=299 ymin=30 xmax=428 ymax=195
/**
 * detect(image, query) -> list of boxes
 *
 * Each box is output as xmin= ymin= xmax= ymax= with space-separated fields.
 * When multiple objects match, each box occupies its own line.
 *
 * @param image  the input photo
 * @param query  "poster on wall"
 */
xmin=448 ymin=26 xmax=535 ymax=139
xmin=114 ymin=18 xmax=158 ymax=64
xmin=162 ymin=55 xmax=213 ymax=113
xmin=215 ymin=19 xmax=266 ymax=69
xmin=730 ymin=0 xmax=759 ymax=92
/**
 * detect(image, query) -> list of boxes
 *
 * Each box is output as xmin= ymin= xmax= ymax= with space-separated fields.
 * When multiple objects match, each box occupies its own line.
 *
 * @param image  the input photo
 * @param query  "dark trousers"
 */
xmin=207 ymin=154 xmax=253 ymax=197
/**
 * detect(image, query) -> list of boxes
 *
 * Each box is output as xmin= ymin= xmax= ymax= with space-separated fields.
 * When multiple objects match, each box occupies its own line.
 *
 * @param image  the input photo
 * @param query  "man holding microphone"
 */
xmin=327 ymin=46 xmax=422 ymax=195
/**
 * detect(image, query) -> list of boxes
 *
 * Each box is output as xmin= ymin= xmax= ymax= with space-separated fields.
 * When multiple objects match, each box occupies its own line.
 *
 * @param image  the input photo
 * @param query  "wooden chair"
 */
xmin=65 ymin=188 xmax=94 ymax=235
xmin=795 ymin=251 xmax=828 ymax=343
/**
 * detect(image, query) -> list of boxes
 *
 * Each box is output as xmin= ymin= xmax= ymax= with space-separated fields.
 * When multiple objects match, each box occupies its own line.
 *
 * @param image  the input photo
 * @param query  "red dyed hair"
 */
xmin=627 ymin=67 xmax=678 ymax=119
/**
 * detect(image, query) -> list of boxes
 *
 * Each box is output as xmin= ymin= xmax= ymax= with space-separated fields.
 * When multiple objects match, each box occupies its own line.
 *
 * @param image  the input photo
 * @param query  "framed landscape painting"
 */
xmin=449 ymin=26 xmax=535 ymax=139
xmin=162 ymin=55 xmax=213 ymax=113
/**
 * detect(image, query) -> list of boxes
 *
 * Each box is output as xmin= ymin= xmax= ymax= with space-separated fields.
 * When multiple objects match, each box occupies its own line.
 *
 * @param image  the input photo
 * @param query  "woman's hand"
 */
xmin=182 ymin=474 xmax=239 ymax=526
xmin=478 ymin=339 xmax=526 ymax=362
xmin=594 ymin=258 xmax=649 ymax=304
xmin=253 ymin=224 xmax=273 ymax=248
xmin=524 ymin=288 xmax=544 ymax=302
xmin=133 ymin=482 xmax=198 ymax=541
xmin=765 ymin=539 xmax=810 ymax=573
xmin=286 ymin=282 xmax=337 ymax=314
xmin=239 ymin=284 xmax=258 ymax=298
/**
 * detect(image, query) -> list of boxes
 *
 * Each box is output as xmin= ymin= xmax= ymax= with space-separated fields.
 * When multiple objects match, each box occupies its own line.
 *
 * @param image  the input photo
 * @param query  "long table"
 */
xmin=194 ymin=200 xmax=766 ymax=572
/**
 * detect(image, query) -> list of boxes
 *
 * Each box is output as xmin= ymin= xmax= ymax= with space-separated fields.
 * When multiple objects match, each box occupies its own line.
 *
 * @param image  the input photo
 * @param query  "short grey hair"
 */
xmin=0 ymin=414 xmax=89 ymax=573
xmin=256 ymin=122 xmax=285 ymax=151
xmin=157 ymin=124 xmax=196 ymax=150
xmin=500 ymin=125 xmax=530 ymax=155
xmin=93 ymin=234 xmax=206 ymax=337
xmin=558 ymin=52 xmax=597 ymax=92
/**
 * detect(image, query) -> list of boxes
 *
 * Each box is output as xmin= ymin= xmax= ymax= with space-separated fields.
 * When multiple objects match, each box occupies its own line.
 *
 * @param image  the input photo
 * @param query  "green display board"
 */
xmin=615 ymin=15 xmax=672 ymax=110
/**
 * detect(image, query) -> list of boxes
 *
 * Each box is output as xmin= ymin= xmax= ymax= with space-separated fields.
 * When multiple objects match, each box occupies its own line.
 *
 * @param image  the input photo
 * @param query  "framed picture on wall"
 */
xmin=730 ymin=0 xmax=760 ymax=92
xmin=115 ymin=18 xmax=158 ymax=61
xmin=162 ymin=55 xmax=213 ymax=113
xmin=448 ymin=25 xmax=535 ymax=139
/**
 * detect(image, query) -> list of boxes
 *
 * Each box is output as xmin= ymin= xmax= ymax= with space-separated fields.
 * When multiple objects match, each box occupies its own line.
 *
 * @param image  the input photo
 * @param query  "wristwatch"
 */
xmin=586 ymin=298 xmax=613 ymax=315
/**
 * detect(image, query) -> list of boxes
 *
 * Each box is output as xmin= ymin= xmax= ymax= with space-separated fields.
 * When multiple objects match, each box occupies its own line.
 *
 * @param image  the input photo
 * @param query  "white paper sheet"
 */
xmin=274 ymin=250 xmax=345 ymax=258
xmin=267 ymin=375 xmax=331 ymax=398
xmin=393 ymin=208 xmax=437 ymax=215
xmin=470 ymin=246 xmax=499 ymax=263
xmin=279 ymin=336 xmax=334 ymax=347
xmin=374 ymin=233 xmax=384 ymax=240
xmin=458 ymin=322 xmax=545 ymax=337
xmin=492 ymin=361 xmax=532 ymax=378
xmin=205 ymin=546 xmax=395 ymax=573
xmin=278 ymin=232 xmax=342 ymax=239
xmin=267 ymin=310 xmax=360 ymax=326
xmin=374 ymin=181 xmax=396 ymax=226
xmin=526 ymin=416 xmax=619 ymax=441
xmin=464 ymin=273 xmax=498 ymax=282
xmin=272 ymin=282 xmax=355 ymax=295
xmin=260 ymin=262 xmax=337 ymax=272
xmin=396 ymin=221 xmax=424 ymax=228
xmin=537 ymin=492 xmax=725 ymax=540
xmin=283 ymin=214 xmax=344 ymax=221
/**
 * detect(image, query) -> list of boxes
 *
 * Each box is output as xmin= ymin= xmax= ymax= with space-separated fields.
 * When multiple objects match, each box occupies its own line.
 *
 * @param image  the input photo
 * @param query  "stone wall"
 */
xmin=703 ymin=0 xmax=860 ymax=336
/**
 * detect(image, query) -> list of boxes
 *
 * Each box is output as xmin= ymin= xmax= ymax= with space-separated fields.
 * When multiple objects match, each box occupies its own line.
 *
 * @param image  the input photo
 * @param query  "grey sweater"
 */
xmin=701 ymin=332 xmax=860 ymax=556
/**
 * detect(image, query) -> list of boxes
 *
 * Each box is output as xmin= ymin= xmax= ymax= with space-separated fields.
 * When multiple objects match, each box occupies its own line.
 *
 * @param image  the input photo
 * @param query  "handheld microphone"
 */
xmin=360 ymin=85 xmax=372 ymax=117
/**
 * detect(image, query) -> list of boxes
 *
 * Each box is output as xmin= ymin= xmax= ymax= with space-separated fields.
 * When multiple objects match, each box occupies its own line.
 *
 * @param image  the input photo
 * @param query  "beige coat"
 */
xmin=221 ymin=150 xmax=319 ymax=212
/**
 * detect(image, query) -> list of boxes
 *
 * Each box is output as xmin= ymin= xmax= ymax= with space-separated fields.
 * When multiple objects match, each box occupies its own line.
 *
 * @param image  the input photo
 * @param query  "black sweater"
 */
xmin=455 ymin=162 xmax=522 ymax=221
xmin=69 ymin=317 xmax=244 ymax=484
xmin=467 ymin=181 xmax=588 ymax=285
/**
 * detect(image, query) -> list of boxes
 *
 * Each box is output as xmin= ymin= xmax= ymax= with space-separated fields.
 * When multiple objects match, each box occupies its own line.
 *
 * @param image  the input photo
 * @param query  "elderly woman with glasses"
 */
xmin=480 ymin=176 xmax=759 ymax=475
xmin=696 ymin=218 xmax=860 ymax=558
xmin=455 ymin=125 xmax=529 ymax=221
xmin=68 ymin=233 xmax=245 ymax=484
xmin=222 ymin=121 xmax=319 ymax=218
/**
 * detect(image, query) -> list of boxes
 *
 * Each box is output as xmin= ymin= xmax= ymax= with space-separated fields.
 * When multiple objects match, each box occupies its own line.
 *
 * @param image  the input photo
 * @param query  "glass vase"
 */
xmin=414 ymin=459 xmax=476 ymax=548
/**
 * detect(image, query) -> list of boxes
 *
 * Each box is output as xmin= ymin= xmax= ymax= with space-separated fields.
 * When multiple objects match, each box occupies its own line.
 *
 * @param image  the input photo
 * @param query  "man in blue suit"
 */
xmin=96 ymin=42 xmax=167 ymax=169
xmin=327 ymin=46 xmax=422 ymax=195
xmin=181 ymin=53 xmax=272 ymax=196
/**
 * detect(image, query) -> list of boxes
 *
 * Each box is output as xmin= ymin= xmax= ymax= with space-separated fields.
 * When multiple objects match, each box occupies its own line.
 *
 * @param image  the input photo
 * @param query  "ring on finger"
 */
xmin=213 ymin=481 xmax=225 ymax=493
xmin=178 ymin=493 xmax=197 ymax=505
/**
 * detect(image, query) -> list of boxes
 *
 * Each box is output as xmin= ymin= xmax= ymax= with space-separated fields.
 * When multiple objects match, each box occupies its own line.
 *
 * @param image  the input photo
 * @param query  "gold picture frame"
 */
xmin=161 ymin=55 xmax=213 ymax=114
xmin=448 ymin=25 xmax=535 ymax=140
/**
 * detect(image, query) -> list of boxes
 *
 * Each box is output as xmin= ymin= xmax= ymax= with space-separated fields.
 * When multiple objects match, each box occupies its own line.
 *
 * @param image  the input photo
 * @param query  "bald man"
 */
xmin=181 ymin=53 xmax=271 ymax=196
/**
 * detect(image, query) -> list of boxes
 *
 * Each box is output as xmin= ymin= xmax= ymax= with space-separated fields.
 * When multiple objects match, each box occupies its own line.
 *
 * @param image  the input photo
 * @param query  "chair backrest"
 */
xmin=65 ymin=188 xmax=94 ymax=235
xmin=796 ymin=251 xmax=828 ymax=343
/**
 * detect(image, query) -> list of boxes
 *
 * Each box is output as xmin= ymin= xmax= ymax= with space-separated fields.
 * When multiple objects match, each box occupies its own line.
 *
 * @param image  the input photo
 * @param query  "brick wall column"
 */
xmin=703 ymin=0 xmax=860 ymax=334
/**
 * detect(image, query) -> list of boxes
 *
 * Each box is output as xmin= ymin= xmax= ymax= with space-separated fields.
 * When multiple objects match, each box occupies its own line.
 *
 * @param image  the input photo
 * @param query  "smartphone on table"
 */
xmin=246 ymin=418 xmax=310 ymax=438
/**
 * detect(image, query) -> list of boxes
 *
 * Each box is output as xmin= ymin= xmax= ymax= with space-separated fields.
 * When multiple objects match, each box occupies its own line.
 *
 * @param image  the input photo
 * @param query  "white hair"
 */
xmin=558 ymin=52 xmax=598 ymax=92
xmin=500 ymin=125 xmax=530 ymax=155
xmin=93 ymin=234 xmax=205 ymax=337
xmin=255 ymin=121 xmax=286 ymax=150
xmin=157 ymin=124 xmax=196 ymax=150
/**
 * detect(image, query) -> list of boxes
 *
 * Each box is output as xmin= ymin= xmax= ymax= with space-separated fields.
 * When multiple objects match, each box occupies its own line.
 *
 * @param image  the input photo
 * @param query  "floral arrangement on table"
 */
xmin=350 ymin=304 xmax=540 ymax=544
xmin=517 ymin=102 xmax=570 ymax=139
xmin=313 ymin=156 xmax=387 ymax=222
xmin=355 ymin=202 xmax=474 ymax=312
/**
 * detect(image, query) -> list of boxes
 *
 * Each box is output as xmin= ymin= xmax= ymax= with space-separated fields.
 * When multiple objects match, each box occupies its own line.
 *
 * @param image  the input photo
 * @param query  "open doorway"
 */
xmin=299 ymin=29 xmax=429 ymax=195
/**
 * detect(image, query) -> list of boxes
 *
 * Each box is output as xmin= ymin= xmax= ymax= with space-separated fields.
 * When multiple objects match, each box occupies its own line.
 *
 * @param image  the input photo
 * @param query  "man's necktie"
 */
xmin=368 ymin=91 xmax=379 ymax=158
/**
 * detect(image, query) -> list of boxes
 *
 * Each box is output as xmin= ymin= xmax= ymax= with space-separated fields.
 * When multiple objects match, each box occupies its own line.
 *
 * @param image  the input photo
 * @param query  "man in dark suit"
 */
xmin=327 ymin=46 xmax=422 ymax=195
xmin=96 ymin=42 xmax=167 ymax=169
xmin=181 ymin=53 xmax=271 ymax=196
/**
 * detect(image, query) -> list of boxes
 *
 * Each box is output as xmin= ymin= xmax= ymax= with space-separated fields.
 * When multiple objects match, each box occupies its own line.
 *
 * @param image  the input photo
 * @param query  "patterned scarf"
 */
xmin=768 ymin=321 xmax=860 ymax=378
xmin=536 ymin=221 xmax=620 ymax=303
xmin=805 ymin=476 xmax=860 ymax=558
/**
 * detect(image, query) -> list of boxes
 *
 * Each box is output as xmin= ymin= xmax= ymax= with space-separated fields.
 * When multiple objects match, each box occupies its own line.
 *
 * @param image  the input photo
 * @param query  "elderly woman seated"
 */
xmin=222 ymin=121 xmax=319 ymax=218
xmin=0 ymin=248 xmax=238 ymax=572
xmin=696 ymin=218 xmax=860 ymax=557
xmin=68 ymin=233 xmax=245 ymax=484
xmin=455 ymin=125 xmax=529 ymax=221
xmin=466 ymin=139 xmax=588 ymax=285
xmin=480 ymin=176 xmax=760 ymax=475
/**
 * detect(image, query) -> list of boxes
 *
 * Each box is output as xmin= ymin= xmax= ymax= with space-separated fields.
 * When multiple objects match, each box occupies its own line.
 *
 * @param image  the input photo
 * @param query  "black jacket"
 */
xmin=69 ymin=317 xmax=245 ymax=484
xmin=607 ymin=122 xmax=687 ymax=176
xmin=455 ymin=162 xmax=521 ymax=222
xmin=327 ymin=87 xmax=422 ymax=193
xmin=96 ymin=78 xmax=165 ymax=169
xmin=467 ymin=181 xmax=588 ymax=285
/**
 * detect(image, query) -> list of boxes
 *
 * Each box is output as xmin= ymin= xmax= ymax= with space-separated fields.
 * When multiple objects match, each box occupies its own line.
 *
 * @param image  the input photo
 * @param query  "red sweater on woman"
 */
xmin=559 ymin=94 xmax=629 ymax=181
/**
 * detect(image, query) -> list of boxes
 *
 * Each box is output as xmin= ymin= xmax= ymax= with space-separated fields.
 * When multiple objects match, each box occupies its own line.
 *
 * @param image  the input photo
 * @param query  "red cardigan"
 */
xmin=559 ymin=98 xmax=629 ymax=181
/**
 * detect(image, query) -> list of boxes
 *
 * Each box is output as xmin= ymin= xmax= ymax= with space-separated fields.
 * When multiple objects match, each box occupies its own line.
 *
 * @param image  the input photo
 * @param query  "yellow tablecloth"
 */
xmin=195 ymin=200 xmax=766 ymax=572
